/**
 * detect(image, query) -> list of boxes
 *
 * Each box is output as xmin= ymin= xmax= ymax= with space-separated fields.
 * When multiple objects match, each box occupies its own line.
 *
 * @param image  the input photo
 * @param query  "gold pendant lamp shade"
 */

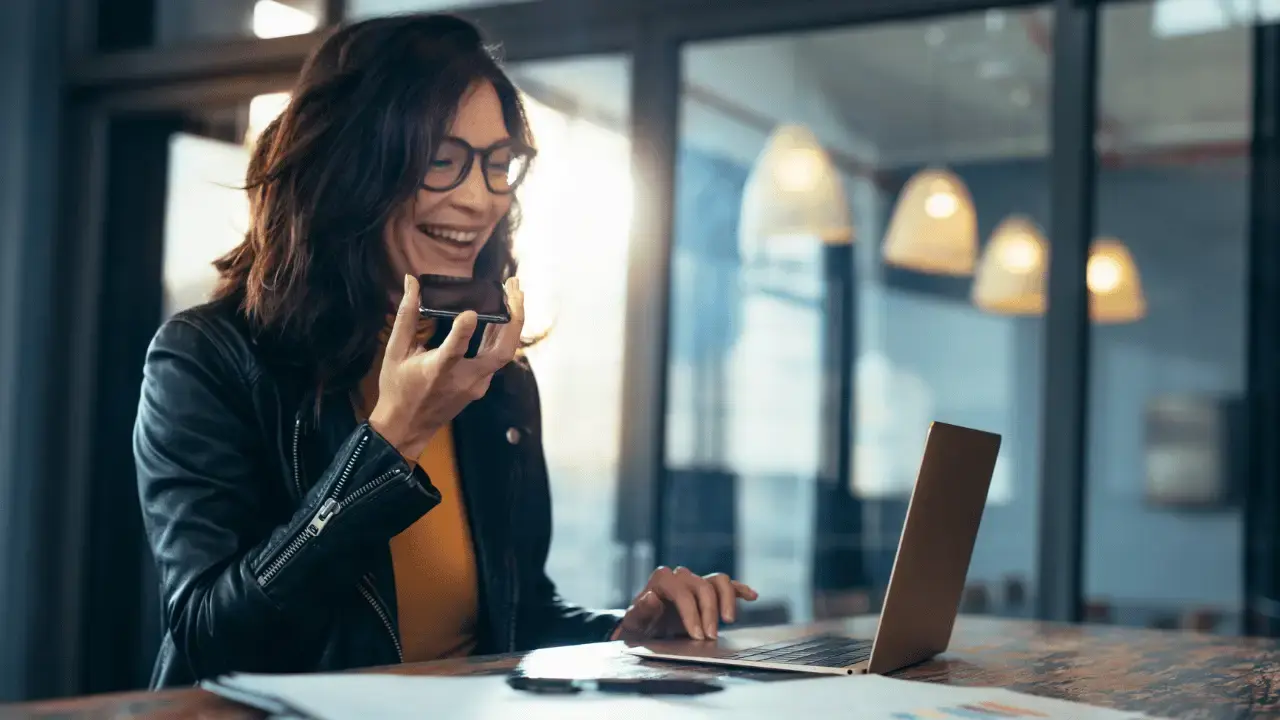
xmin=882 ymin=167 xmax=978 ymax=275
xmin=1088 ymin=236 xmax=1146 ymax=323
xmin=739 ymin=124 xmax=853 ymax=250
xmin=971 ymin=215 xmax=1048 ymax=314
xmin=971 ymin=223 xmax=1146 ymax=324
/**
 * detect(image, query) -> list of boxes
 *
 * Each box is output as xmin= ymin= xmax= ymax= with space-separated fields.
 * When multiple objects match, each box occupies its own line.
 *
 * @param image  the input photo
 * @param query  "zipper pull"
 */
xmin=307 ymin=498 xmax=341 ymax=537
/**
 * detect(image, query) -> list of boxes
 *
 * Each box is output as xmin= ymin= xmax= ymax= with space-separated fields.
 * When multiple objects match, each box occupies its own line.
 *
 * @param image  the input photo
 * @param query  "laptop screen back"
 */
xmin=866 ymin=421 xmax=1001 ymax=674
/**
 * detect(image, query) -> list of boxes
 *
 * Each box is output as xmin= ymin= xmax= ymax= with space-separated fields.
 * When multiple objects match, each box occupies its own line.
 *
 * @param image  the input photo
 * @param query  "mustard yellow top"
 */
xmin=362 ymin=314 xmax=479 ymax=662
xmin=389 ymin=424 xmax=479 ymax=662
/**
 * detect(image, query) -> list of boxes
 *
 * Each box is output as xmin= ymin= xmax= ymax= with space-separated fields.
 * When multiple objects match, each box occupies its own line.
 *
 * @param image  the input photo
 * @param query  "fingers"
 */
xmin=488 ymin=277 xmax=525 ymax=365
xmin=708 ymin=573 xmax=738 ymax=624
xmin=506 ymin=276 xmax=525 ymax=333
xmin=647 ymin=568 xmax=705 ymax=640
xmin=435 ymin=311 xmax=479 ymax=361
xmin=732 ymin=580 xmax=759 ymax=601
xmin=647 ymin=567 xmax=729 ymax=640
xmin=632 ymin=568 xmax=757 ymax=642
xmin=706 ymin=575 xmax=757 ymax=627
xmin=679 ymin=568 xmax=720 ymax=639
xmin=441 ymin=277 xmax=523 ymax=372
xmin=385 ymin=274 xmax=421 ymax=360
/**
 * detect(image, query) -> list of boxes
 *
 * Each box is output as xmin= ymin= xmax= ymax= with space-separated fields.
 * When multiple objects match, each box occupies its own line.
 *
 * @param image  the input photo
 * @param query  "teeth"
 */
xmin=423 ymin=226 xmax=479 ymax=244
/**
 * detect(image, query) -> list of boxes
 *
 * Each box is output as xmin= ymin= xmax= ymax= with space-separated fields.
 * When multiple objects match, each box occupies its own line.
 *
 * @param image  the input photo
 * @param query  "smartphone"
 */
xmin=417 ymin=274 xmax=510 ymax=358
xmin=418 ymin=274 xmax=510 ymax=323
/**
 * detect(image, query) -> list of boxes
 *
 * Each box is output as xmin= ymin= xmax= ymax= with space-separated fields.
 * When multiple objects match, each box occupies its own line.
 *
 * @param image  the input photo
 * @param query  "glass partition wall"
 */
xmin=21 ymin=0 xmax=1279 ymax=701
xmin=1083 ymin=0 xmax=1259 ymax=635
xmin=664 ymin=7 xmax=1053 ymax=624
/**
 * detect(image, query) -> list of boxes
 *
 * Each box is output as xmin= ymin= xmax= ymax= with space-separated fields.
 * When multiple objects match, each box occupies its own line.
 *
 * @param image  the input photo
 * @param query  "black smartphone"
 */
xmin=417 ymin=274 xmax=510 ymax=358
xmin=417 ymin=274 xmax=510 ymax=323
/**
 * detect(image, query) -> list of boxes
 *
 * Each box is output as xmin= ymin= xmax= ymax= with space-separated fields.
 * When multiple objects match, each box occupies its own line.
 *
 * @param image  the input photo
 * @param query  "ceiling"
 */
xmin=502 ymin=1 xmax=1257 ymax=355
xmin=510 ymin=1 xmax=1259 ymax=169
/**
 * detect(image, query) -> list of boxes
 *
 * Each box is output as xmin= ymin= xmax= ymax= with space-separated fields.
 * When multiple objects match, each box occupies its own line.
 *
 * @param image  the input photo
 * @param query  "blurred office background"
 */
xmin=3 ymin=0 xmax=1280 ymax=703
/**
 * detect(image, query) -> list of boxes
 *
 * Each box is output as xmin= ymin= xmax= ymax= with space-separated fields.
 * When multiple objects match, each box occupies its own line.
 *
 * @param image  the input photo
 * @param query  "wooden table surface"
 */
xmin=6 ymin=615 xmax=1280 ymax=719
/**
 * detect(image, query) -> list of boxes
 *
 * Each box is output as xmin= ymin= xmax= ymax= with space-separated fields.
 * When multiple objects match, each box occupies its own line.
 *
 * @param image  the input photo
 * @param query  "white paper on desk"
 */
xmin=681 ymin=674 xmax=1169 ymax=720
xmin=206 ymin=672 xmax=709 ymax=720
xmin=206 ymin=672 xmax=1171 ymax=720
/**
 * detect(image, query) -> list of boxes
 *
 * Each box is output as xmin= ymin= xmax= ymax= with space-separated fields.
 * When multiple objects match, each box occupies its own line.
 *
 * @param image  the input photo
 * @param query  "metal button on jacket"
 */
xmin=505 ymin=427 xmax=521 ymax=445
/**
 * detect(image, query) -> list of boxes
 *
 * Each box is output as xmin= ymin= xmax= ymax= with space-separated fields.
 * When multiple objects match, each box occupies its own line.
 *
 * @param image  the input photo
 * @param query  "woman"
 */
xmin=133 ymin=13 xmax=756 ymax=688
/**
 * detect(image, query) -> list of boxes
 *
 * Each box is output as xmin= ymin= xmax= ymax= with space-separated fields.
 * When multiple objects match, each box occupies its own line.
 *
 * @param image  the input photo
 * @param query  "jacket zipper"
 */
xmin=328 ymin=434 xmax=369 ymax=498
xmin=280 ymin=405 xmax=402 ymax=663
xmin=291 ymin=413 xmax=303 ymax=498
xmin=256 ymin=433 xmax=386 ymax=587
xmin=341 ymin=468 xmax=398 ymax=506
xmin=359 ymin=574 xmax=403 ymax=662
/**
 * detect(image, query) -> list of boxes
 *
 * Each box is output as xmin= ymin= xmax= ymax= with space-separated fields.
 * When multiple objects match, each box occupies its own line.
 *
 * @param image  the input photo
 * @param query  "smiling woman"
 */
xmin=133 ymin=12 xmax=753 ymax=689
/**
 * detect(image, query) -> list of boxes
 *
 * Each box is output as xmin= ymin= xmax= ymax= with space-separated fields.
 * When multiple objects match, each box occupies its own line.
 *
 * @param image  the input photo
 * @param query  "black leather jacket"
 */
xmin=133 ymin=298 xmax=623 ymax=689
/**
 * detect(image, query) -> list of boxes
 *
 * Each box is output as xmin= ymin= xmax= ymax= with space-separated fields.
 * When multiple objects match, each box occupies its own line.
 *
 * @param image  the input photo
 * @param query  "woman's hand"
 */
xmin=611 ymin=567 xmax=759 ymax=642
xmin=369 ymin=274 xmax=525 ymax=459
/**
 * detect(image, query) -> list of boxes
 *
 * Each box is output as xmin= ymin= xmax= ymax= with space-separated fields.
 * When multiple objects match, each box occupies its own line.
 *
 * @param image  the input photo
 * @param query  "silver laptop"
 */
xmin=624 ymin=421 xmax=1000 ymax=676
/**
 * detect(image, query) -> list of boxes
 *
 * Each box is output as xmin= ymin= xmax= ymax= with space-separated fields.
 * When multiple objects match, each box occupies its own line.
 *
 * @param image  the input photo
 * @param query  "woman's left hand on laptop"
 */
xmin=611 ymin=567 xmax=758 ymax=642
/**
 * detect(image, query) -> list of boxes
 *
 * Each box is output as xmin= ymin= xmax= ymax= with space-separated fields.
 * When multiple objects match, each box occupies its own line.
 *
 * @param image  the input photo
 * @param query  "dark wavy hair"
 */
xmin=212 ymin=13 xmax=531 ymax=391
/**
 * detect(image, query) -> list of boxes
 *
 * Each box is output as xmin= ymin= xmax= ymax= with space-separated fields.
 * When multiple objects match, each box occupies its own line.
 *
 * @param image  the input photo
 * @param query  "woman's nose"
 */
xmin=449 ymin=162 xmax=490 ymax=211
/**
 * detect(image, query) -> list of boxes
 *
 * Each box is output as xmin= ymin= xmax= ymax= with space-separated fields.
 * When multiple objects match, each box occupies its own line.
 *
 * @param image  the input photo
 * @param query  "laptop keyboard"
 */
xmin=722 ymin=634 xmax=872 ymax=668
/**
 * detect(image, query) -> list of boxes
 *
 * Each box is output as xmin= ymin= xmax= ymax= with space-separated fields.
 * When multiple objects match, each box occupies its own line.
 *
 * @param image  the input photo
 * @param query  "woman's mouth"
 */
xmin=419 ymin=224 xmax=481 ymax=243
xmin=418 ymin=223 xmax=481 ymax=247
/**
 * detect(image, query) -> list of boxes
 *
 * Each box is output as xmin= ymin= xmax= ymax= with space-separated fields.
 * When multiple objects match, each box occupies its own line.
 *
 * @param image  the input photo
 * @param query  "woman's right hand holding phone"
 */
xmin=368 ymin=273 xmax=525 ymax=460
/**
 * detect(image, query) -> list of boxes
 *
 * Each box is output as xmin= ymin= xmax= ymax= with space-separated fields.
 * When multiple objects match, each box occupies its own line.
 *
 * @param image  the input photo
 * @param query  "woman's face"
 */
xmin=384 ymin=80 xmax=514 ymax=282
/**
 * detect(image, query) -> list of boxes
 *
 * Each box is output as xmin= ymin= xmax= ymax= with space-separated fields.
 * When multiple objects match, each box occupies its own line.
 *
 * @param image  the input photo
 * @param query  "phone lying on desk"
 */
xmin=417 ymin=274 xmax=510 ymax=359
xmin=506 ymin=668 xmax=723 ymax=696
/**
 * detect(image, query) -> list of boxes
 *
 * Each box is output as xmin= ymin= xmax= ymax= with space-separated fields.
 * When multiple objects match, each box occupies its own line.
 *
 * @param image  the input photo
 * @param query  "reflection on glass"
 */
xmin=1084 ymin=0 xmax=1251 ymax=635
xmin=668 ymin=7 xmax=1052 ymax=625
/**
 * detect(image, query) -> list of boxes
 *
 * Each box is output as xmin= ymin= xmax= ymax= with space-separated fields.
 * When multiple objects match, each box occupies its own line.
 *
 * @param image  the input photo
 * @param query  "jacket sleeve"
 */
xmin=511 ymin=363 xmax=625 ymax=649
xmin=134 ymin=316 xmax=439 ymax=679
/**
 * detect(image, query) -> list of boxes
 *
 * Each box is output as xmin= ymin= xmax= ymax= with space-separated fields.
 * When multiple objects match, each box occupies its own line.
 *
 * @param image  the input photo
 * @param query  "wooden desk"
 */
xmin=7 ymin=616 xmax=1280 ymax=718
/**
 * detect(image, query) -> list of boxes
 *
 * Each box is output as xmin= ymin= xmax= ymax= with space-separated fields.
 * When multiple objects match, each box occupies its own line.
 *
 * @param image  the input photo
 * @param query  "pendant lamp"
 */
xmin=739 ymin=124 xmax=853 ymax=256
xmin=882 ymin=167 xmax=978 ymax=275
xmin=1088 ymin=236 xmax=1146 ymax=323
xmin=971 ymin=215 xmax=1048 ymax=314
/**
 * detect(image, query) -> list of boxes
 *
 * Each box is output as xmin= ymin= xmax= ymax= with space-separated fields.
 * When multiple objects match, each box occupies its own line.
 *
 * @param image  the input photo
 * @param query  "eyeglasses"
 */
xmin=421 ymin=137 xmax=536 ymax=195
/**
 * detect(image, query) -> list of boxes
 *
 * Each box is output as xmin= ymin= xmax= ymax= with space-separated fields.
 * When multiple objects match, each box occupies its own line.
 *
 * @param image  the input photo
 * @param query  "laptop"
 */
xmin=625 ymin=421 xmax=1001 ymax=676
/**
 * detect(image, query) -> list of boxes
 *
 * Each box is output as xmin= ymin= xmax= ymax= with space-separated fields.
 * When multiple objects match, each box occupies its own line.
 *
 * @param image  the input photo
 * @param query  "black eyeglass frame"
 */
xmin=420 ymin=137 xmax=538 ymax=195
